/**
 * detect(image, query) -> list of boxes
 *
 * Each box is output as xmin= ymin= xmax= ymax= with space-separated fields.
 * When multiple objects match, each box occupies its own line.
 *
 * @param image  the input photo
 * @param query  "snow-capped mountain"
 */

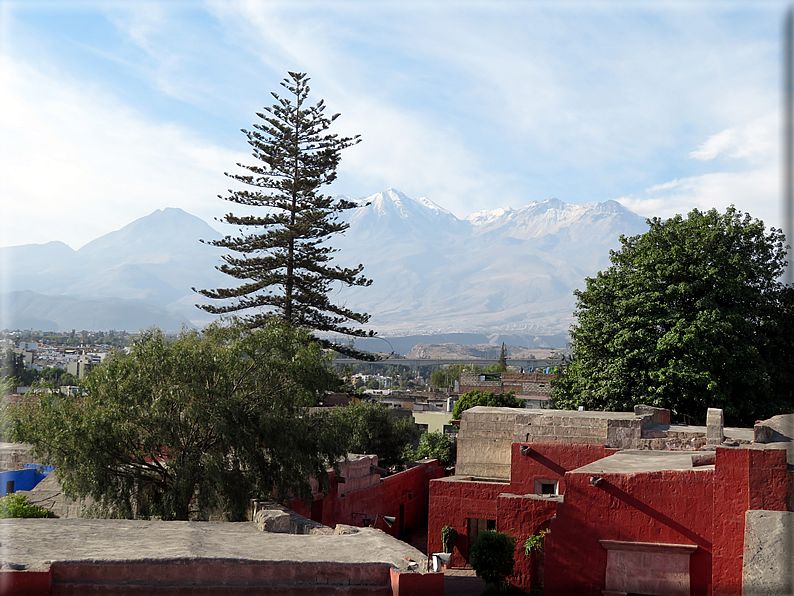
xmin=1 ymin=192 xmax=649 ymax=339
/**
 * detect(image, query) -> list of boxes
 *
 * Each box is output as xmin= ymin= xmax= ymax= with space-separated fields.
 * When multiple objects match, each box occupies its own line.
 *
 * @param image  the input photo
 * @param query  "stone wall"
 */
xmin=458 ymin=372 xmax=555 ymax=397
xmin=456 ymin=407 xmax=524 ymax=480
xmin=0 ymin=443 xmax=36 ymax=471
xmin=456 ymin=407 xmax=673 ymax=482
xmin=742 ymin=510 xmax=794 ymax=595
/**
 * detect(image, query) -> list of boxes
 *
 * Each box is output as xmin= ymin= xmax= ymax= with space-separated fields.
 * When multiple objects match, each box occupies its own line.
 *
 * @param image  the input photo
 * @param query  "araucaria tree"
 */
xmin=195 ymin=72 xmax=373 ymax=349
xmin=553 ymin=207 xmax=793 ymax=426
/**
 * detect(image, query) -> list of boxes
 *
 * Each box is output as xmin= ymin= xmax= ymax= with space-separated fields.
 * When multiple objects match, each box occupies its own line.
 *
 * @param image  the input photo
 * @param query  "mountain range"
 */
xmin=1 ymin=189 xmax=649 ymax=347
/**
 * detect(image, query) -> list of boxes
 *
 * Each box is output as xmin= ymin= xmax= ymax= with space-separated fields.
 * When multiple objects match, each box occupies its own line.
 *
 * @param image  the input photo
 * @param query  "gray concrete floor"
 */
xmin=443 ymin=567 xmax=487 ymax=596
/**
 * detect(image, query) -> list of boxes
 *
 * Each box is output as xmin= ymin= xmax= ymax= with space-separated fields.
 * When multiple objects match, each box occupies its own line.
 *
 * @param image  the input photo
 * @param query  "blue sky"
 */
xmin=0 ymin=0 xmax=789 ymax=249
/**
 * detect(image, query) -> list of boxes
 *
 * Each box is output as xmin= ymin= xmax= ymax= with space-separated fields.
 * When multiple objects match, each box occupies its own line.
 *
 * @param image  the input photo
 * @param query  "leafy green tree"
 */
xmin=553 ymin=207 xmax=794 ymax=426
xmin=451 ymin=390 xmax=522 ymax=420
xmin=470 ymin=530 xmax=516 ymax=587
xmin=1 ymin=349 xmax=27 ymax=385
xmin=12 ymin=320 xmax=347 ymax=521
xmin=333 ymin=403 xmax=419 ymax=469
xmin=429 ymin=369 xmax=450 ymax=389
xmin=195 ymin=72 xmax=374 ymax=357
xmin=413 ymin=430 xmax=456 ymax=467
xmin=429 ymin=363 xmax=468 ymax=389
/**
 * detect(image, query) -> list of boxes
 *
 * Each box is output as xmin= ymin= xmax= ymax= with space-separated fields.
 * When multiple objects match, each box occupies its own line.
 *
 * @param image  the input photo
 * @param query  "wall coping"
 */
xmin=599 ymin=539 xmax=697 ymax=555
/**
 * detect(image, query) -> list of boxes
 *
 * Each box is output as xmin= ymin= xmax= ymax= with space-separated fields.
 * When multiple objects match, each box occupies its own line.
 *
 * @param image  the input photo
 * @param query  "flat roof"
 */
xmin=467 ymin=406 xmax=639 ymax=419
xmin=0 ymin=519 xmax=427 ymax=572
xmin=572 ymin=450 xmax=714 ymax=474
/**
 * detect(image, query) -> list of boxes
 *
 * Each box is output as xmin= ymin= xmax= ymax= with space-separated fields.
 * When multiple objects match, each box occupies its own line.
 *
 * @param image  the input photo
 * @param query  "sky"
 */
xmin=0 ymin=0 xmax=791 ymax=250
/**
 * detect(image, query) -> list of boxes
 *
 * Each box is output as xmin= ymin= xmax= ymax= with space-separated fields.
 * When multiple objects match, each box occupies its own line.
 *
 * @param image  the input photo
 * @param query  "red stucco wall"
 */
xmin=497 ymin=494 xmax=558 ymax=592
xmin=289 ymin=459 xmax=444 ymax=540
xmin=428 ymin=478 xmax=507 ymax=567
xmin=509 ymin=442 xmax=618 ymax=494
xmin=545 ymin=469 xmax=714 ymax=596
xmin=712 ymin=446 xmax=790 ymax=596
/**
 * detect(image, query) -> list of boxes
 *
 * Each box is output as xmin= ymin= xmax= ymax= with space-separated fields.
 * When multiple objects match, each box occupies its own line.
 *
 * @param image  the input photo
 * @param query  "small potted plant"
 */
xmin=441 ymin=525 xmax=457 ymax=554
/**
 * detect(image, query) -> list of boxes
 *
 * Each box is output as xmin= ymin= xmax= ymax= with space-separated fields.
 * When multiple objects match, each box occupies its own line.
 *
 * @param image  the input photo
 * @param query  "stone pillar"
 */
xmin=707 ymin=408 xmax=724 ymax=446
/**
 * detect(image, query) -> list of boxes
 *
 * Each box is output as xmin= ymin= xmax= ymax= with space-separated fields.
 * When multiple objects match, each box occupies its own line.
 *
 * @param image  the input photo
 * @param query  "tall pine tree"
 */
xmin=195 ymin=73 xmax=374 ymax=351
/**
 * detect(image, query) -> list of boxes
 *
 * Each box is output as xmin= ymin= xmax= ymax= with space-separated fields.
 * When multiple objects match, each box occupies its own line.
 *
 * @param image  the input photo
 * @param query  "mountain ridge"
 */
xmin=1 ymin=192 xmax=649 ymax=340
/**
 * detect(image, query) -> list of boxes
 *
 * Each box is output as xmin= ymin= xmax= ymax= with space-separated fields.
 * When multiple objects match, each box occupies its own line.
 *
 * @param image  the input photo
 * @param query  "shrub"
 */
xmin=0 ymin=493 xmax=51 ymax=518
xmin=469 ymin=530 xmax=516 ymax=586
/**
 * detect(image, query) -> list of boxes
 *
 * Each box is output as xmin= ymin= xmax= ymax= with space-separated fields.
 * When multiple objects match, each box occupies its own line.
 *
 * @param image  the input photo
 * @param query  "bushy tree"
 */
xmin=195 ymin=72 xmax=374 ymax=357
xmin=451 ymin=390 xmax=522 ymax=420
xmin=332 ymin=403 xmax=419 ymax=469
xmin=12 ymin=320 xmax=347 ymax=521
xmin=553 ymin=207 xmax=794 ymax=426
xmin=470 ymin=530 xmax=516 ymax=586
xmin=412 ymin=430 xmax=456 ymax=467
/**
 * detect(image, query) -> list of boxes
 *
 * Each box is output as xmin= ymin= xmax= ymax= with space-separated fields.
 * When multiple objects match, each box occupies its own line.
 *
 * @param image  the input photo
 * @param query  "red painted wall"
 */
xmin=712 ymin=446 xmax=790 ymax=596
xmin=428 ymin=478 xmax=507 ymax=567
xmin=545 ymin=469 xmax=715 ymax=596
xmin=509 ymin=442 xmax=618 ymax=495
xmin=289 ymin=459 xmax=444 ymax=540
xmin=0 ymin=570 xmax=51 ymax=596
xmin=497 ymin=494 xmax=558 ymax=592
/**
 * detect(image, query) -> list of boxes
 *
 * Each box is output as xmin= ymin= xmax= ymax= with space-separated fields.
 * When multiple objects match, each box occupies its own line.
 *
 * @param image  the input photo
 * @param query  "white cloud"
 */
xmin=0 ymin=55 xmax=246 ymax=249
xmin=690 ymin=114 xmax=777 ymax=164
xmin=617 ymin=165 xmax=780 ymax=231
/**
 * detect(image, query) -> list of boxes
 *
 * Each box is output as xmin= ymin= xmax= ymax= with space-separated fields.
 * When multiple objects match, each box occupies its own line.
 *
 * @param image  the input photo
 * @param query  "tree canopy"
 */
xmin=552 ymin=207 xmax=794 ymax=426
xmin=12 ymin=321 xmax=347 ymax=521
xmin=195 ymin=72 xmax=374 ymax=356
xmin=451 ymin=390 xmax=522 ymax=420
xmin=410 ymin=430 xmax=456 ymax=468
xmin=332 ymin=402 xmax=418 ymax=470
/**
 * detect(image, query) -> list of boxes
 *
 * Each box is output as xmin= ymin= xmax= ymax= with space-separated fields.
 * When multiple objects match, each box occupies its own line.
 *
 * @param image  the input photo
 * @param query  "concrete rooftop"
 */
xmin=572 ymin=450 xmax=715 ymax=474
xmin=0 ymin=519 xmax=427 ymax=573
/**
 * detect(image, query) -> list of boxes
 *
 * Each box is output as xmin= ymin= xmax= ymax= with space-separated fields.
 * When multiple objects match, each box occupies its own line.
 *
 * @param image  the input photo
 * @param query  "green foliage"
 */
xmin=12 ymin=320 xmax=347 ymax=521
xmin=441 ymin=525 xmax=457 ymax=553
xmin=524 ymin=529 xmax=547 ymax=555
xmin=429 ymin=363 xmax=469 ymax=389
xmin=332 ymin=403 xmax=419 ymax=469
xmin=2 ymin=349 xmax=29 ymax=385
xmin=552 ymin=207 xmax=794 ymax=426
xmin=0 ymin=494 xmax=52 ymax=518
xmin=469 ymin=530 xmax=516 ymax=586
xmin=412 ymin=431 xmax=456 ymax=467
xmin=195 ymin=72 xmax=374 ymax=357
xmin=451 ymin=390 xmax=522 ymax=420
xmin=496 ymin=342 xmax=508 ymax=372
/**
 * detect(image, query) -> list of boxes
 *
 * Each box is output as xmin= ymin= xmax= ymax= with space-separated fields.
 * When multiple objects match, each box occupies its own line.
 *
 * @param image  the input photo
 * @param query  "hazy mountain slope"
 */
xmin=331 ymin=190 xmax=648 ymax=336
xmin=1 ymin=290 xmax=191 ymax=332
xmin=1 ymin=192 xmax=649 ymax=336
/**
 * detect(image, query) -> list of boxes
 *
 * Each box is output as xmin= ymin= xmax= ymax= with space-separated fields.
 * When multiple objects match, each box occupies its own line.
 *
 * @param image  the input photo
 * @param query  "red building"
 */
xmin=428 ymin=406 xmax=793 ymax=595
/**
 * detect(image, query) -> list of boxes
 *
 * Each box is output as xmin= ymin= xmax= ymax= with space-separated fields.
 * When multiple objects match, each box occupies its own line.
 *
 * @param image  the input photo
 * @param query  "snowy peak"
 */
xmin=339 ymin=188 xmax=466 ymax=239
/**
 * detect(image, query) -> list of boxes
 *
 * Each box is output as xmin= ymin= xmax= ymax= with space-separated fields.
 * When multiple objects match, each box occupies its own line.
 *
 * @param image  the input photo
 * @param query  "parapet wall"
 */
xmin=457 ymin=407 xmax=665 ymax=481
